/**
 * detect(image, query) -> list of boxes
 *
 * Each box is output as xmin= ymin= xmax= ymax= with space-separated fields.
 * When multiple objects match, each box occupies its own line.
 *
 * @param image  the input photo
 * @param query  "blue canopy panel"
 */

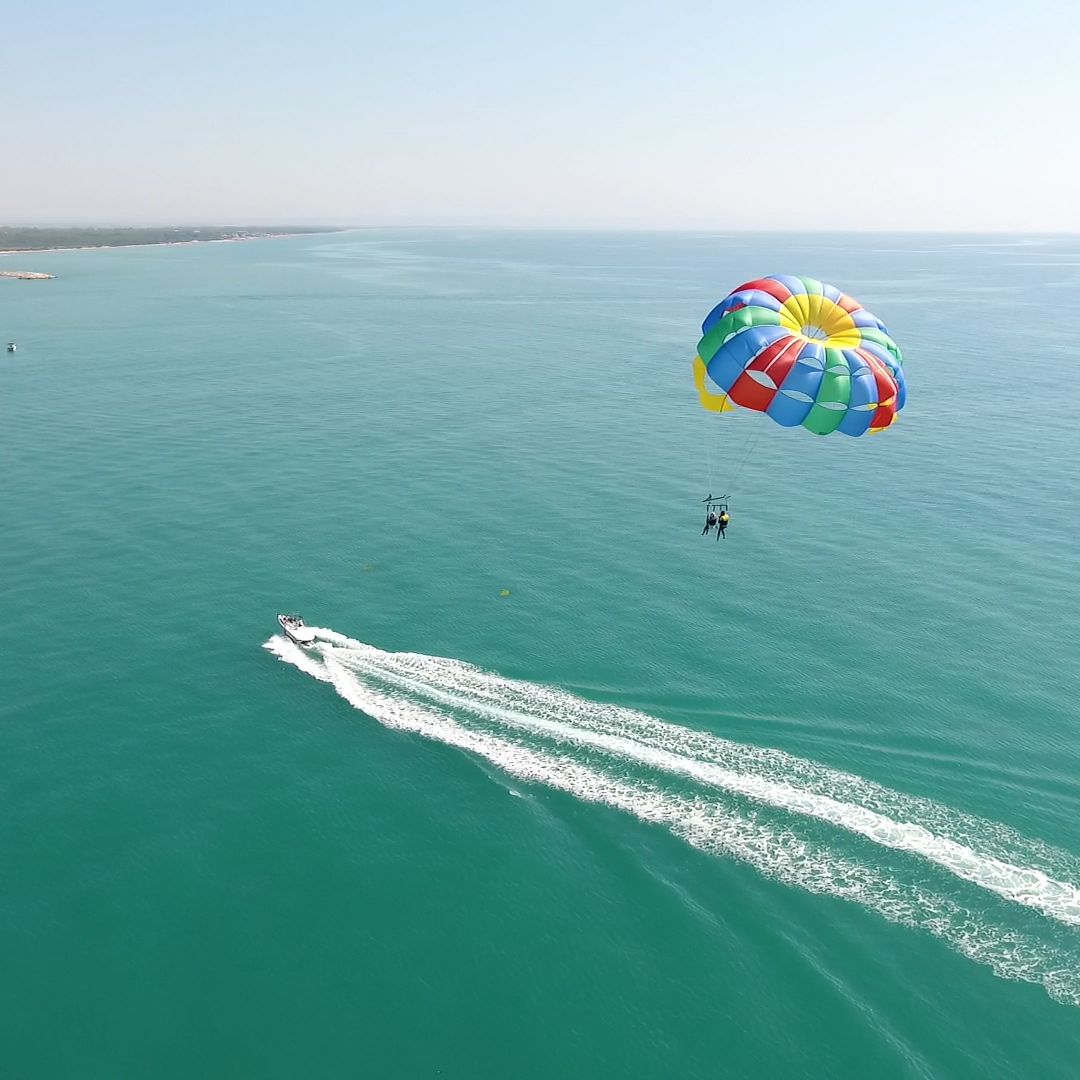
xmin=834 ymin=347 xmax=882 ymax=436
xmin=851 ymin=309 xmax=888 ymax=332
xmin=766 ymin=343 xmax=825 ymax=427
xmin=702 ymin=289 xmax=785 ymax=333
xmin=821 ymin=282 xmax=845 ymax=306
xmin=703 ymin=324 xmax=788 ymax=391
xmin=770 ymin=274 xmax=809 ymax=298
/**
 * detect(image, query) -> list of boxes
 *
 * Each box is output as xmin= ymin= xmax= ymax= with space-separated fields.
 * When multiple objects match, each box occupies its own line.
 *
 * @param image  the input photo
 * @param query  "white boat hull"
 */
xmin=277 ymin=614 xmax=316 ymax=647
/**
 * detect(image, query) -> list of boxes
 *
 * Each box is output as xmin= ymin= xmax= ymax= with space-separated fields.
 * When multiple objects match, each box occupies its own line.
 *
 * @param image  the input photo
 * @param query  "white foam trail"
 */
xmin=320 ymin=634 xmax=1069 ymax=870
xmin=273 ymin=637 xmax=334 ymax=682
xmin=264 ymin=633 xmax=1080 ymax=1006
xmin=307 ymin=631 xmax=1080 ymax=929
xmin=348 ymin=642 xmax=1077 ymax=882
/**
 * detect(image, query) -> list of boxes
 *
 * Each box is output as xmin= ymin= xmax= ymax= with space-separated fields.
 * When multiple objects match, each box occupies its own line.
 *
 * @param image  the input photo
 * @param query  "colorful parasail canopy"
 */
xmin=693 ymin=275 xmax=906 ymax=436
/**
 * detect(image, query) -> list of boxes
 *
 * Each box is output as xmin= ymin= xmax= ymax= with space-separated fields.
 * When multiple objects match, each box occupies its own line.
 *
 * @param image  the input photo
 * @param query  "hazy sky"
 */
xmin=6 ymin=0 xmax=1079 ymax=230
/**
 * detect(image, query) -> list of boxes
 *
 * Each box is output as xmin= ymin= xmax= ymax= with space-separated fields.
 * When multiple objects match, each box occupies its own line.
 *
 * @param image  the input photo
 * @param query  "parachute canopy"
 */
xmin=694 ymin=275 xmax=906 ymax=436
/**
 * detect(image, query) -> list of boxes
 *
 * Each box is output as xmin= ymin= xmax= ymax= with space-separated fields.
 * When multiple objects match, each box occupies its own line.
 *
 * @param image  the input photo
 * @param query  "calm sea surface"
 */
xmin=3 ymin=231 xmax=1079 ymax=1078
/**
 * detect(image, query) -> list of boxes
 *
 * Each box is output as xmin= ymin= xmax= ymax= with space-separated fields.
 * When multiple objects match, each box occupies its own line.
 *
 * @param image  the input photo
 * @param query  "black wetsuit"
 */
xmin=703 ymin=512 xmax=717 ymax=535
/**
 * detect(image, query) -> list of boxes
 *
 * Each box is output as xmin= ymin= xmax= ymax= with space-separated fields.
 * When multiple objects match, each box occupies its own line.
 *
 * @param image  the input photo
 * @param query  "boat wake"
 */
xmin=264 ymin=628 xmax=1080 ymax=1005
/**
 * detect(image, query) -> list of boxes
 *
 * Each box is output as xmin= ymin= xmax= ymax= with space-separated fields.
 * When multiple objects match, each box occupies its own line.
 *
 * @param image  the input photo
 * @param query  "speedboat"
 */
xmin=277 ymin=614 xmax=316 ymax=647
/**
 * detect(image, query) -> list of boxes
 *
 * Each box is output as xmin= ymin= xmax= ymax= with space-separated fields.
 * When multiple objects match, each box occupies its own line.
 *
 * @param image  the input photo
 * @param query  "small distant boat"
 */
xmin=6 ymin=343 xmax=15 ymax=353
xmin=277 ymin=613 xmax=316 ymax=647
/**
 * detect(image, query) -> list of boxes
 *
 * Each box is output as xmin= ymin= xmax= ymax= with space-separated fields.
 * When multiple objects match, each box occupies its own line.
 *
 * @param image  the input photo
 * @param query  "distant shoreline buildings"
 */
xmin=0 ymin=225 xmax=348 ymax=253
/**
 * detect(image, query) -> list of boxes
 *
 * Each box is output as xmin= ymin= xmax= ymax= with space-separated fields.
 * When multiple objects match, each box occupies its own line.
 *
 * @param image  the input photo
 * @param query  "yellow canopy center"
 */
xmin=778 ymin=296 xmax=860 ymax=349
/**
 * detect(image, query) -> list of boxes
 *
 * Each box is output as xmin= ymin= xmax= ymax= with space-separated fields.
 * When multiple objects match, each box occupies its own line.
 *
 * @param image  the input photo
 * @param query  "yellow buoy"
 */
xmin=499 ymin=589 xmax=511 ymax=597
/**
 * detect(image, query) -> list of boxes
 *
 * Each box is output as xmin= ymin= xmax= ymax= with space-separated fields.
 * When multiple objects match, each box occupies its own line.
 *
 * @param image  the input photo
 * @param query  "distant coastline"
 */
xmin=0 ymin=225 xmax=349 ymax=256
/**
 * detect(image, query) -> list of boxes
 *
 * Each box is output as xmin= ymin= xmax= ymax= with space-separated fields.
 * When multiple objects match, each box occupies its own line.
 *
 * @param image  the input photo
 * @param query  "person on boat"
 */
xmin=702 ymin=510 xmax=718 ymax=535
xmin=716 ymin=509 xmax=730 ymax=540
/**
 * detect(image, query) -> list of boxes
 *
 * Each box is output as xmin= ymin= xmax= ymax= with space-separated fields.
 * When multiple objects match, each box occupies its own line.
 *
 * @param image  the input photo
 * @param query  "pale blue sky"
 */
xmin=6 ymin=0 xmax=1079 ymax=229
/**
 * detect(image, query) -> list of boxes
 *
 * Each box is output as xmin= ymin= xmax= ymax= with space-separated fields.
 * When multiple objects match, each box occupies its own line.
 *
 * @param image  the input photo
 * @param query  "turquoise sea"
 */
xmin=3 ymin=231 xmax=1079 ymax=1078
